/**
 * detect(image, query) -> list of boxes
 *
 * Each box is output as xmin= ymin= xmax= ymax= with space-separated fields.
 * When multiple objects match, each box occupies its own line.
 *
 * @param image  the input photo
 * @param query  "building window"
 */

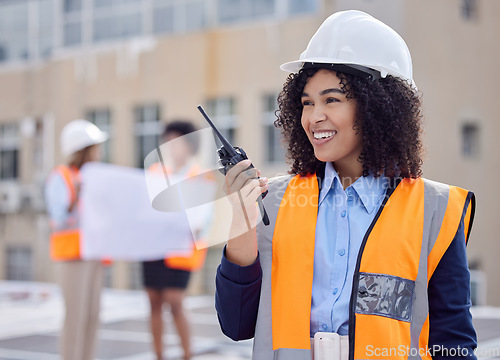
xmin=217 ymin=0 xmax=275 ymax=24
xmin=6 ymin=247 xmax=32 ymax=281
xmin=135 ymin=104 xmax=161 ymax=168
xmin=86 ymin=108 xmax=112 ymax=162
xmin=153 ymin=1 xmax=175 ymax=34
xmin=461 ymin=123 xmax=479 ymax=158
xmin=153 ymin=0 xmax=207 ymax=35
xmin=38 ymin=0 xmax=56 ymax=58
xmin=0 ymin=0 xmax=55 ymax=60
xmin=63 ymin=0 xmax=83 ymax=46
xmin=64 ymin=19 xmax=83 ymax=47
xmin=64 ymin=0 xmax=82 ymax=12
xmin=461 ymin=0 xmax=478 ymax=21
xmin=0 ymin=123 xmax=20 ymax=180
xmin=288 ymin=0 xmax=317 ymax=15
xmin=0 ymin=1 xmax=29 ymax=62
xmin=93 ymin=0 xmax=142 ymax=42
xmin=263 ymin=94 xmax=285 ymax=163
xmin=205 ymin=97 xmax=237 ymax=146
xmin=216 ymin=0 xmax=318 ymax=23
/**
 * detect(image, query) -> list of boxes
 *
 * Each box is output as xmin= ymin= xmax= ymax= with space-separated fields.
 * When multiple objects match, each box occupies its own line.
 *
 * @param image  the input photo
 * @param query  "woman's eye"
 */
xmin=326 ymin=97 xmax=339 ymax=104
xmin=302 ymin=100 xmax=313 ymax=106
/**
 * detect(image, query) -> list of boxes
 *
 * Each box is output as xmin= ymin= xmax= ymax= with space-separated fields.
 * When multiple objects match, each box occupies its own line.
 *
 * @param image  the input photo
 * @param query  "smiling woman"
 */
xmin=215 ymin=10 xmax=477 ymax=360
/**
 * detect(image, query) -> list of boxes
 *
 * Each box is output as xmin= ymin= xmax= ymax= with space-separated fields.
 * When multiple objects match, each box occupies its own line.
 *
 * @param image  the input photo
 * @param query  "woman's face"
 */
xmin=300 ymin=69 xmax=362 ymax=167
xmin=165 ymin=131 xmax=192 ymax=165
xmin=89 ymin=145 xmax=101 ymax=162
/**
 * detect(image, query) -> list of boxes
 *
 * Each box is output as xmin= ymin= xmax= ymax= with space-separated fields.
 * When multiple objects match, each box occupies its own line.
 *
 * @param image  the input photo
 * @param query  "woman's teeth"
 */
xmin=313 ymin=131 xmax=337 ymax=140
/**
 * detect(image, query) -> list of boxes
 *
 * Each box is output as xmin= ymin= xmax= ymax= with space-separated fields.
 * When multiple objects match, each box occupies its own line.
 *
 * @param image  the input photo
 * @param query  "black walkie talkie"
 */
xmin=197 ymin=105 xmax=270 ymax=226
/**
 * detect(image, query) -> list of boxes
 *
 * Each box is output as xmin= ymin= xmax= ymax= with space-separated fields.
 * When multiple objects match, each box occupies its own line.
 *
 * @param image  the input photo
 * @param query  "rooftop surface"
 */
xmin=0 ymin=281 xmax=499 ymax=360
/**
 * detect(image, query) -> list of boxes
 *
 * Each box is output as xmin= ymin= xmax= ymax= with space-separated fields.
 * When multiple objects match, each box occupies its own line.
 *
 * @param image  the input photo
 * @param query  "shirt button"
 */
xmin=322 ymin=324 xmax=328 ymax=330
xmin=333 ymin=288 xmax=338 ymax=295
xmin=341 ymin=210 xmax=346 ymax=217
xmin=338 ymin=249 xmax=345 ymax=256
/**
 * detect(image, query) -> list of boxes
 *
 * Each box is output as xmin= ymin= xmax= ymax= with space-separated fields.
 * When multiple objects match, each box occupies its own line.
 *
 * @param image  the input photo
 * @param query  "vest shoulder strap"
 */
xmin=54 ymin=165 xmax=78 ymax=204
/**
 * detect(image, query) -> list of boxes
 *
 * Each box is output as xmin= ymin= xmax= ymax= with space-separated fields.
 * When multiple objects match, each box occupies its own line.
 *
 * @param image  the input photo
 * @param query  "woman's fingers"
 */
xmin=223 ymin=160 xmax=260 ymax=195
xmin=239 ymin=178 xmax=261 ymax=199
xmin=260 ymin=177 xmax=269 ymax=194
xmin=224 ymin=160 xmax=252 ymax=189
xmin=222 ymin=160 xmax=268 ymax=219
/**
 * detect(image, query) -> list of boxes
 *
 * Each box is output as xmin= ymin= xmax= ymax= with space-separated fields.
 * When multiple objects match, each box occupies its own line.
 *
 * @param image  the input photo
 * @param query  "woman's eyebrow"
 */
xmin=301 ymin=88 xmax=344 ymax=97
xmin=320 ymin=88 xmax=344 ymax=95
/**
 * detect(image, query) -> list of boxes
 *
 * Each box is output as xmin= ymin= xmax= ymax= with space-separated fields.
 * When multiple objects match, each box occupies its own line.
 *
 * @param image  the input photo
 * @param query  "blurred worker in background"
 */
xmin=142 ymin=120 xmax=207 ymax=360
xmin=45 ymin=119 xmax=108 ymax=360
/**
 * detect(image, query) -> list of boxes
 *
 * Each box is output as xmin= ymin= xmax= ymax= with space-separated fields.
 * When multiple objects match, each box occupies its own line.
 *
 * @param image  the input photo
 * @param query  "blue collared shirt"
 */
xmin=311 ymin=162 xmax=388 ymax=336
xmin=44 ymin=171 xmax=73 ymax=227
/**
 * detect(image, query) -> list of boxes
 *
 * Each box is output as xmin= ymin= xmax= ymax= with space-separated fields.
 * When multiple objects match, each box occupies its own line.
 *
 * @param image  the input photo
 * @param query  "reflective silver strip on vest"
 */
xmin=356 ymin=273 xmax=415 ymax=322
xmin=407 ymin=179 xmax=450 ymax=360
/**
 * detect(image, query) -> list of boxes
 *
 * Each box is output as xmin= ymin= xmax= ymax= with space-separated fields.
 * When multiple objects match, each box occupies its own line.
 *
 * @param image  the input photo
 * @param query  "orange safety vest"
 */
xmin=148 ymin=162 xmax=209 ymax=271
xmin=252 ymin=174 xmax=474 ymax=360
xmin=165 ymin=244 xmax=207 ymax=271
xmin=48 ymin=165 xmax=81 ymax=261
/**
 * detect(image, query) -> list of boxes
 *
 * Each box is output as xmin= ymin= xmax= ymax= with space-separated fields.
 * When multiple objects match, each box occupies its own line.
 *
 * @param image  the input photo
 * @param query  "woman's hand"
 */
xmin=223 ymin=160 xmax=268 ymax=225
xmin=223 ymin=159 xmax=268 ymax=266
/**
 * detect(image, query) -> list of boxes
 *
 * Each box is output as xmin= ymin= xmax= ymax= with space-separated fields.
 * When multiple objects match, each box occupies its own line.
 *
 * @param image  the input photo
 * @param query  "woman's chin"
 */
xmin=313 ymin=151 xmax=335 ymax=163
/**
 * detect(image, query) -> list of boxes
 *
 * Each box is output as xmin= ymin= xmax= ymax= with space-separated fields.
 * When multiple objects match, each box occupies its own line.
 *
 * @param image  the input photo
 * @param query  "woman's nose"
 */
xmin=312 ymin=106 xmax=327 ymax=123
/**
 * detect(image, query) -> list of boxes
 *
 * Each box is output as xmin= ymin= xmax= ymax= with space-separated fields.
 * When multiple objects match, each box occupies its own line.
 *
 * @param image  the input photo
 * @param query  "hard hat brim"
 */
xmin=62 ymin=132 xmax=108 ymax=157
xmin=280 ymin=60 xmax=304 ymax=73
xmin=280 ymin=59 xmax=417 ymax=89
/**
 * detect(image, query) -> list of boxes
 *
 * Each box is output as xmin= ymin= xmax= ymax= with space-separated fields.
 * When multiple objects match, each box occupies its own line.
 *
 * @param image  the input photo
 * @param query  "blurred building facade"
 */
xmin=0 ymin=0 xmax=498 ymax=304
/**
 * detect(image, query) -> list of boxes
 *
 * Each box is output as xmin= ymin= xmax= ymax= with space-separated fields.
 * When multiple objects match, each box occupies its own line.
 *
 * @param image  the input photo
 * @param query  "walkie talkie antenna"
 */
xmin=197 ymin=104 xmax=270 ymax=226
xmin=197 ymin=105 xmax=238 ymax=157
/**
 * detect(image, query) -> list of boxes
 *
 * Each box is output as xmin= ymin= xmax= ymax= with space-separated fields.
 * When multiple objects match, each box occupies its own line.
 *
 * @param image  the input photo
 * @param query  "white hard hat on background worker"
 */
xmin=280 ymin=10 xmax=415 ymax=87
xmin=60 ymin=119 xmax=108 ymax=157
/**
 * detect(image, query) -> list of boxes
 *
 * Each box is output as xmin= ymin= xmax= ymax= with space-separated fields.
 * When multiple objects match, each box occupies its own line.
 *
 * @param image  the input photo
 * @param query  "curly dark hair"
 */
xmin=275 ymin=67 xmax=423 ymax=179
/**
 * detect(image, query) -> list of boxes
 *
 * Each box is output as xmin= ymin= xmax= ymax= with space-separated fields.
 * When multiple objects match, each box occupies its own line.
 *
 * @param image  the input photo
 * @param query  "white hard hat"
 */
xmin=60 ymin=119 xmax=108 ymax=157
xmin=280 ymin=10 xmax=414 ymax=86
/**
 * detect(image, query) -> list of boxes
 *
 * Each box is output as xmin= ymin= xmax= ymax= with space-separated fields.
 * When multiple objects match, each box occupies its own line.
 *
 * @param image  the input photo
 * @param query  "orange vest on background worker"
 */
xmin=165 ymin=244 xmax=207 ymax=271
xmin=47 ymin=119 xmax=108 ymax=262
xmin=48 ymin=165 xmax=81 ymax=261
xmin=251 ymin=174 xmax=474 ymax=360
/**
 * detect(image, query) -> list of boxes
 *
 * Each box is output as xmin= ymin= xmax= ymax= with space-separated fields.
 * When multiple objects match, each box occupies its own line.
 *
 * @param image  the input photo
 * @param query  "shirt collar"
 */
xmin=319 ymin=162 xmax=388 ymax=214
xmin=319 ymin=162 xmax=340 ymax=205
xmin=349 ymin=174 xmax=389 ymax=214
